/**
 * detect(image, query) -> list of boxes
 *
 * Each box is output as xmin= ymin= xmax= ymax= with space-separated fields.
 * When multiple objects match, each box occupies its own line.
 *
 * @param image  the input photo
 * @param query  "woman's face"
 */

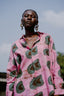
xmin=21 ymin=10 xmax=38 ymax=28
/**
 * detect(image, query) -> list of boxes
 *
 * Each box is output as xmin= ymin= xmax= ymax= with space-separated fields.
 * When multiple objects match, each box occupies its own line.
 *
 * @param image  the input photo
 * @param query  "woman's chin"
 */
xmin=25 ymin=25 xmax=34 ymax=29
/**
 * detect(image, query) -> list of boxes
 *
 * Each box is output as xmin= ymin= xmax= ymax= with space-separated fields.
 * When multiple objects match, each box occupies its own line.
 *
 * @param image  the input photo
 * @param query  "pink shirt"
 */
xmin=6 ymin=32 xmax=64 ymax=96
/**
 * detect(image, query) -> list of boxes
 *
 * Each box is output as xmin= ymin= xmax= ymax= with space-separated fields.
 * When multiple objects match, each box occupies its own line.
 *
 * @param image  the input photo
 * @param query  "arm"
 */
xmin=50 ymin=39 xmax=63 ymax=88
xmin=6 ymin=46 xmax=17 ymax=96
xmin=50 ymin=37 xmax=64 ymax=95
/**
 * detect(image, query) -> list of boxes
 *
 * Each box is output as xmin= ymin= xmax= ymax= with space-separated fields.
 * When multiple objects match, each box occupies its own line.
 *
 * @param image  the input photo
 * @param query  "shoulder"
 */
xmin=38 ymin=32 xmax=55 ymax=48
xmin=10 ymin=38 xmax=23 ymax=53
xmin=11 ymin=39 xmax=19 ymax=46
xmin=38 ymin=31 xmax=51 ymax=36
xmin=38 ymin=32 xmax=53 ymax=40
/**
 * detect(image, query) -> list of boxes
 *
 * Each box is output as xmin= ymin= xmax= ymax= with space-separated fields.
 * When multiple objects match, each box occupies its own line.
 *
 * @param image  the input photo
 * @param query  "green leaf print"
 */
xmin=33 ymin=59 xmax=41 ymax=70
xmin=45 ymin=35 xmax=50 ymax=45
xmin=10 ymin=70 xmax=16 ymax=77
xmin=34 ymin=91 xmax=43 ymax=96
xmin=25 ymin=50 xmax=32 ymax=59
xmin=43 ymin=49 xmax=49 ymax=56
xmin=49 ymin=90 xmax=55 ymax=96
xmin=52 ymin=43 xmax=55 ymax=50
xmin=16 ymin=81 xmax=25 ymax=93
xmin=27 ymin=64 xmax=35 ymax=74
xmin=48 ymin=76 xmax=53 ymax=85
xmin=9 ymin=82 xmax=15 ymax=91
xmin=12 ymin=44 xmax=18 ymax=53
xmin=16 ymin=54 xmax=22 ymax=64
xmin=31 ymin=46 xmax=38 ymax=55
xmin=17 ymin=69 xmax=22 ymax=78
xmin=47 ymin=61 xmax=50 ymax=69
xmin=30 ymin=75 xmax=44 ymax=89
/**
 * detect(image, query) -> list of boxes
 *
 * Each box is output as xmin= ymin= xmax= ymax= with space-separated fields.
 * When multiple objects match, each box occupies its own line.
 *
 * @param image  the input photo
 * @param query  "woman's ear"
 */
xmin=35 ymin=19 xmax=38 ymax=25
xmin=34 ymin=20 xmax=39 ymax=32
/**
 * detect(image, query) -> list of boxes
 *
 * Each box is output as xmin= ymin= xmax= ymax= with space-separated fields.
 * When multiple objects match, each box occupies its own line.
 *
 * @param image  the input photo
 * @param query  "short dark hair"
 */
xmin=22 ymin=9 xmax=38 ymax=19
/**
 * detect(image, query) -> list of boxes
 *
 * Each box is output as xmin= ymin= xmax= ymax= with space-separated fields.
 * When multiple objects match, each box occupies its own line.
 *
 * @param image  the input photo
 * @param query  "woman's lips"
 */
xmin=26 ymin=21 xmax=31 ymax=24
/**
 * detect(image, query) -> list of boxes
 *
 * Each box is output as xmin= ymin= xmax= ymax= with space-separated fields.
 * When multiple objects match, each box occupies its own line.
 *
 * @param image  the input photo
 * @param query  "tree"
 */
xmin=57 ymin=52 xmax=64 ymax=80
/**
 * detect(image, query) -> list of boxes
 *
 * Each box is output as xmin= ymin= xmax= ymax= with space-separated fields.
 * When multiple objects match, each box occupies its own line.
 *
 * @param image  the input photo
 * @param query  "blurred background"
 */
xmin=0 ymin=0 xmax=64 ymax=95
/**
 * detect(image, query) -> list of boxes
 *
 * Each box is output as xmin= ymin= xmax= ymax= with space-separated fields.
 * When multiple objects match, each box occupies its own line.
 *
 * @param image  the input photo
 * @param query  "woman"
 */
xmin=6 ymin=9 xmax=64 ymax=96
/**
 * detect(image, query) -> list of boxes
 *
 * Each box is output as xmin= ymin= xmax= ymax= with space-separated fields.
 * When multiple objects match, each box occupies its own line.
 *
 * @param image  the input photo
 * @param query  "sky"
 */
xmin=0 ymin=0 xmax=64 ymax=72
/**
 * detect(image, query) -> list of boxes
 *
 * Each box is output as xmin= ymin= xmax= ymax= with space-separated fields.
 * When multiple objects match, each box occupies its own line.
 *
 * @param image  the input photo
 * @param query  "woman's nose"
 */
xmin=27 ymin=15 xmax=32 ymax=20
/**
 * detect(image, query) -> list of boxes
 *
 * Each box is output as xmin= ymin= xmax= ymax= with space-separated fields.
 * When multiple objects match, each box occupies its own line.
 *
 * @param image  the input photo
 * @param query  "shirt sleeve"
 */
xmin=50 ymin=36 xmax=64 ymax=95
xmin=6 ymin=45 xmax=17 ymax=96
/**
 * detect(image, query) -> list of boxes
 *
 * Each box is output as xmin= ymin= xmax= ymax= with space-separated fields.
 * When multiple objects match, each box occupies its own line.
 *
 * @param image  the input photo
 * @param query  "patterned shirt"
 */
xmin=6 ymin=32 xmax=64 ymax=96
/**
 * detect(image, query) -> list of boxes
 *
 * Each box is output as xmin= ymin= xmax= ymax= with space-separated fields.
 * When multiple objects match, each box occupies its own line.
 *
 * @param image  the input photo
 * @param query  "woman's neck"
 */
xmin=25 ymin=27 xmax=35 ymax=37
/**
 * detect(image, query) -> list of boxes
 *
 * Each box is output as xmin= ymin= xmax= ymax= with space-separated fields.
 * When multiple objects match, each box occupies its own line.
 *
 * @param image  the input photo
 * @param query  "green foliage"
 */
xmin=57 ymin=52 xmax=64 ymax=80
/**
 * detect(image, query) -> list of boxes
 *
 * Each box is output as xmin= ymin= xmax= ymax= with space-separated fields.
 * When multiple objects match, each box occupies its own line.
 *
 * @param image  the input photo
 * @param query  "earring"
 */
xmin=20 ymin=23 xmax=23 ymax=30
xmin=35 ymin=24 xmax=39 ymax=32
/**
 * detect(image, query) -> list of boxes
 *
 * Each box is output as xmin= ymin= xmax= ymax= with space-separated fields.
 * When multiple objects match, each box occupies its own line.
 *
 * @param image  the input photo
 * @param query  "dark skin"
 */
xmin=21 ymin=10 xmax=39 ymax=48
xmin=21 ymin=10 xmax=59 ymax=96
xmin=21 ymin=10 xmax=38 ymax=36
